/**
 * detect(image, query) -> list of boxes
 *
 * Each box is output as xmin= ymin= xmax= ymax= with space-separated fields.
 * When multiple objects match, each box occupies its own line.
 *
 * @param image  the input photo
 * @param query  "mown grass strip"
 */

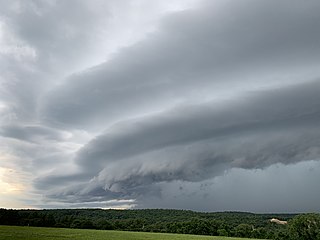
xmin=0 ymin=225 xmax=260 ymax=240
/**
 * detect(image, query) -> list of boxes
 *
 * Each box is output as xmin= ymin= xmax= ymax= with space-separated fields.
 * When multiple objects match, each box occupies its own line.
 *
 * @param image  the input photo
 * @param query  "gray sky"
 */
xmin=1 ymin=0 xmax=320 ymax=212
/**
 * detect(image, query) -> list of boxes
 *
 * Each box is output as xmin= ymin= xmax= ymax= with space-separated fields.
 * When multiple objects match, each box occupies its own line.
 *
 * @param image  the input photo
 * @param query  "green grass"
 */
xmin=0 ymin=225 xmax=258 ymax=240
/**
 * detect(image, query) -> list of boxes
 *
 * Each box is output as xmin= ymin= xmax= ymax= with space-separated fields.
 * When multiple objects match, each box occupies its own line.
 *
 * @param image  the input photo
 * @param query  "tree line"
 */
xmin=0 ymin=208 xmax=319 ymax=239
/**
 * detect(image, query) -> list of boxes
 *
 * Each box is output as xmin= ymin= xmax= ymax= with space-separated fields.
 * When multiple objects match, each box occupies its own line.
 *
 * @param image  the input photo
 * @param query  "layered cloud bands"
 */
xmin=74 ymin=81 xmax=320 ymax=197
xmin=42 ymin=0 xmax=320 ymax=129
xmin=1 ymin=0 xmax=320 ymax=210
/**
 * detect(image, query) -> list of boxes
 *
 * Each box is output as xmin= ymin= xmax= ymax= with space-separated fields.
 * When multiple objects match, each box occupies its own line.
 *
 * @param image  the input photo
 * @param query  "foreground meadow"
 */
xmin=0 ymin=225 xmax=258 ymax=240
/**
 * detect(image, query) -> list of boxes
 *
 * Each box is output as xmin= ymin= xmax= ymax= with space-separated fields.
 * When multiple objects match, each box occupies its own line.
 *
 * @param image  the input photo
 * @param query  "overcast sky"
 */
xmin=1 ymin=0 xmax=320 ymax=212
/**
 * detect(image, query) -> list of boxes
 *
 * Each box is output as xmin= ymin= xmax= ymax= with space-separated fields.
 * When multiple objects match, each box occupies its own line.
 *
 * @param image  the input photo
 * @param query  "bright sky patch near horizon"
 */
xmin=1 ymin=0 xmax=320 ymax=212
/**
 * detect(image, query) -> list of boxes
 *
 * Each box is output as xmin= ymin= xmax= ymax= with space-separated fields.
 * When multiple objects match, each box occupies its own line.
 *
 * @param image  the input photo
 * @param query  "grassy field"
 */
xmin=0 ymin=225 xmax=258 ymax=240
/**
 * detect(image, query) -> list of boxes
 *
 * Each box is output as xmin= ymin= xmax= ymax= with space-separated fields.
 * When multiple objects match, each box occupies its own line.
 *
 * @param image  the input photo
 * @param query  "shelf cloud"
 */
xmin=1 ymin=0 xmax=320 ymax=211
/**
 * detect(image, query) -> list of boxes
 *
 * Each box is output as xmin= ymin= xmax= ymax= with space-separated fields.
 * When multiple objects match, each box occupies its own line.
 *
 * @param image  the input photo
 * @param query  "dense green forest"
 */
xmin=1 ymin=209 xmax=319 ymax=239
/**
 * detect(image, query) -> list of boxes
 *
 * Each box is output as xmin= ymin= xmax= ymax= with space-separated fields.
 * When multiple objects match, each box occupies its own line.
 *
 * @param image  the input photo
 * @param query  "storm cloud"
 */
xmin=41 ymin=0 xmax=320 ymax=129
xmin=1 ymin=0 xmax=320 ymax=211
xmin=68 ymin=80 xmax=320 ymax=197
